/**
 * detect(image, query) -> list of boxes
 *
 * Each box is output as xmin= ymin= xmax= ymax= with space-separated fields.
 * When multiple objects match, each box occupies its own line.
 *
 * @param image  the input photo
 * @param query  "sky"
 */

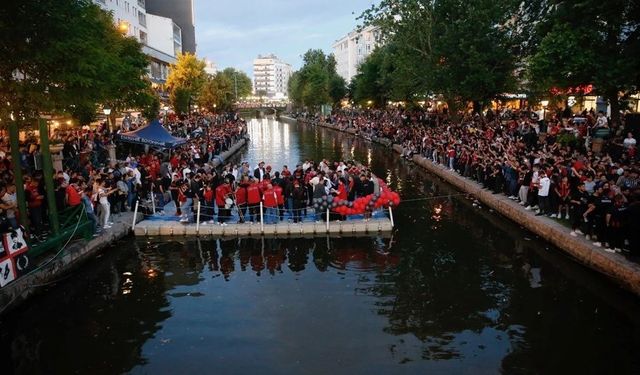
xmin=194 ymin=0 xmax=376 ymax=76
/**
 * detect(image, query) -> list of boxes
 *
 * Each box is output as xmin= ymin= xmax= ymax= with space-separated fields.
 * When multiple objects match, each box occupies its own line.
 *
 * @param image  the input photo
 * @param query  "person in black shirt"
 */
xmin=605 ymin=194 xmax=627 ymax=252
xmin=588 ymin=187 xmax=612 ymax=246
xmin=569 ymin=183 xmax=589 ymax=236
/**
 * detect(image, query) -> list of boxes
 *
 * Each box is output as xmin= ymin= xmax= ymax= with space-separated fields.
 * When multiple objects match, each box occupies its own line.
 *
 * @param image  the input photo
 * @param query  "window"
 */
xmin=139 ymin=30 xmax=147 ymax=44
xmin=138 ymin=12 xmax=146 ymax=27
xmin=137 ymin=0 xmax=145 ymax=8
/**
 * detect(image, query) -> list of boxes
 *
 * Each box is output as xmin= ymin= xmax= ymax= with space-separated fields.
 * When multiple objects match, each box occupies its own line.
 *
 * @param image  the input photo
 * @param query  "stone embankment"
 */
xmin=282 ymin=116 xmax=640 ymax=296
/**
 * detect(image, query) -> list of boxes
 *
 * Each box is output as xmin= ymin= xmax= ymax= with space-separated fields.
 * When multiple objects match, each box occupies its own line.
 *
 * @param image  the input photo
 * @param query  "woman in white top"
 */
xmin=98 ymin=180 xmax=118 ymax=229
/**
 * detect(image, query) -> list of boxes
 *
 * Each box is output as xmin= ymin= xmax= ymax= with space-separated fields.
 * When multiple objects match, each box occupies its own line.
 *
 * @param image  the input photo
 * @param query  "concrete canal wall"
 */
xmin=0 ymin=212 xmax=143 ymax=315
xmin=210 ymin=137 xmax=248 ymax=168
xmin=282 ymin=116 xmax=640 ymax=296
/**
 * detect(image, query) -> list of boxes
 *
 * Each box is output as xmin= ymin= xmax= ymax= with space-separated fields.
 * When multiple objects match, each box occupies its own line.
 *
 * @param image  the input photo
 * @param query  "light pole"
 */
xmin=103 ymin=107 xmax=112 ymax=131
xmin=163 ymin=105 xmax=169 ymax=123
xmin=541 ymin=100 xmax=549 ymax=124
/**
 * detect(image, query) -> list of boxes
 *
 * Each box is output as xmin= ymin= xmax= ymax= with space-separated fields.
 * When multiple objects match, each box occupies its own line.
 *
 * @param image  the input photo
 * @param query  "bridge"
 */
xmin=235 ymin=104 xmax=288 ymax=118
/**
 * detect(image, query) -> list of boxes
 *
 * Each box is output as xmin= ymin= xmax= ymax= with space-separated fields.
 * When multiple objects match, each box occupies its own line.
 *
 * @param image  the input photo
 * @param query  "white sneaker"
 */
xmin=585 ymin=235 xmax=590 ymax=241
xmin=614 ymin=248 xmax=622 ymax=253
xmin=575 ymin=229 xmax=584 ymax=235
xmin=592 ymin=242 xmax=602 ymax=247
xmin=104 ymin=225 xmax=112 ymax=229
xmin=550 ymin=214 xmax=557 ymax=218
xmin=519 ymin=202 xmax=526 ymax=206
xmin=570 ymin=231 xmax=577 ymax=237
xmin=604 ymin=248 xmax=616 ymax=253
xmin=525 ymin=206 xmax=532 ymax=210
xmin=565 ymin=215 xmax=570 ymax=220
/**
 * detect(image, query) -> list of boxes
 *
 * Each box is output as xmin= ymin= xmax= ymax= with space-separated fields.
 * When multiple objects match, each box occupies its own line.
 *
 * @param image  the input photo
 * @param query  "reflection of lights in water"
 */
xmin=431 ymin=204 xmax=443 ymax=222
xmin=367 ymin=149 xmax=372 ymax=165
xmin=122 ymin=277 xmax=133 ymax=295
xmin=147 ymin=269 xmax=158 ymax=278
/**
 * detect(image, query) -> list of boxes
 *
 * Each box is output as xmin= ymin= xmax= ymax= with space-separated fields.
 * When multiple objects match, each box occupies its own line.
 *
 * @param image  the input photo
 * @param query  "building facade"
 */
xmin=94 ymin=0 xmax=185 ymax=97
xmin=253 ymin=54 xmax=292 ymax=98
xmin=145 ymin=0 xmax=196 ymax=54
xmin=332 ymin=25 xmax=381 ymax=83
xmin=94 ymin=0 xmax=149 ymax=44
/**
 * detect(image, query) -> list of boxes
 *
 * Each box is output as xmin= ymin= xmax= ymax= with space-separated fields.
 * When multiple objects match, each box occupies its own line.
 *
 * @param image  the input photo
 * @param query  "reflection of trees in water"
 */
xmin=0 ymin=240 xmax=171 ymax=374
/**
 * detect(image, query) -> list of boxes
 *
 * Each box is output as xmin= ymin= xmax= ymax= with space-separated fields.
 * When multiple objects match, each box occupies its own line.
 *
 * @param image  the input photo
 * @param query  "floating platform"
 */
xmin=133 ymin=218 xmax=393 ymax=238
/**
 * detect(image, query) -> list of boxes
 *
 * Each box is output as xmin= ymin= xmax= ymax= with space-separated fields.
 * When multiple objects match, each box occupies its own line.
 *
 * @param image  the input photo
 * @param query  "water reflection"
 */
xmin=1 ymin=119 xmax=640 ymax=374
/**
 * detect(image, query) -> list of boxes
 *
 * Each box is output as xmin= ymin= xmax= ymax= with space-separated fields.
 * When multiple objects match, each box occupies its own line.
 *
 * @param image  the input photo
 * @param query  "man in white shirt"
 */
xmin=623 ymin=132 xmax=636 ymax=150
xmin=536 ymin=171 xmax=551 ymax=216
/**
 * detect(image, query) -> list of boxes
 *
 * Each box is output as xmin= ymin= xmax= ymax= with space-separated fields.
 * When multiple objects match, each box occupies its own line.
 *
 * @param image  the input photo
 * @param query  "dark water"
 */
xmin=1 ymin=118 xmax=640 ymax=374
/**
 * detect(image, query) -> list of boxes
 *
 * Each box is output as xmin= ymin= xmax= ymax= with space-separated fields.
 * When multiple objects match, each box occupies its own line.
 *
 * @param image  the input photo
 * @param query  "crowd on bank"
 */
xmin=0 ymin=112 xmax=245 ymax=242
xmin=297 ymin=107 xmax=639 ymax=256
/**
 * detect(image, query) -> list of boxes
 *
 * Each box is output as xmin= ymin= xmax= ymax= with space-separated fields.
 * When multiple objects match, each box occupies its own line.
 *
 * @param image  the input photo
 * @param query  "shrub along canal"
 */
xmin=1 ymin=118 xmax=639 ymax=374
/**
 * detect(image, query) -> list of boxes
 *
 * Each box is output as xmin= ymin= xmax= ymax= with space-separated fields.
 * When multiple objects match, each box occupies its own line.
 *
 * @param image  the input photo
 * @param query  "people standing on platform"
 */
xmin=215 ymin=179 xmax=232 ymax=225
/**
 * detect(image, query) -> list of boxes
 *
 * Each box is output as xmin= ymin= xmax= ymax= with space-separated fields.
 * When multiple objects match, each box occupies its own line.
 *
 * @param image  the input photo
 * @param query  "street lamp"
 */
xmin=117 ymin=21 xmax=130 ymax=35
xmin=163 ymin=105 xmax=169 ymax=123
xmin=541 ymin=100 xmax=549 ymax=122
xmin=103 ymin=107 xmax=111 ymax=130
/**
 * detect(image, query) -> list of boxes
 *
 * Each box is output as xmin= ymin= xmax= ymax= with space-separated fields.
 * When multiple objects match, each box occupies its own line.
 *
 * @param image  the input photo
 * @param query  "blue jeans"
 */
xmin=180 ymin=198 xmax=192 ymax=221
xmin=155 ymin=192 xmax=165 ymax=210
xmin=265 ymin=207 xmax=278 ymax=224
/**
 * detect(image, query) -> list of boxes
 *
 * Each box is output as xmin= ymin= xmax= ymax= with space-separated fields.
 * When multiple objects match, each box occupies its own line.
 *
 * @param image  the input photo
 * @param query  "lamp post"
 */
xmin=541 ymin=100 xmax=549 ymax=124
xmin=103 ymin=107 xmax=112 ymax=131
xmin=163 ymin=105 xmax=169 ymax=123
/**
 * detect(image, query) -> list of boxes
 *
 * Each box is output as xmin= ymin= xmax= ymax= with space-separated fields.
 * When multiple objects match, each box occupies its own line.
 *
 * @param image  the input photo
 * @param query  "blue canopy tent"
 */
xmin=117 ymin=120 xmax=187 ymax=149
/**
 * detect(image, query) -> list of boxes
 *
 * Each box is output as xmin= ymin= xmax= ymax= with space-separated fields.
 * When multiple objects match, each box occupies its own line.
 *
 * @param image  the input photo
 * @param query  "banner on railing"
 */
xmin=0 ymin=228 xmax=31 ymax=288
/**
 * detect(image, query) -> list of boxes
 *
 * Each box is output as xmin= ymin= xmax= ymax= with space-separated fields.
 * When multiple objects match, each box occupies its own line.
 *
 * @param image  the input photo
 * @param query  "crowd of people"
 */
xmin=169 ymin=159 xmax=381 ymax=225
xmin=0 ymin=112 xmax=246 ymax=241
xmin=300 ymin=106 xmax=639 ymax=257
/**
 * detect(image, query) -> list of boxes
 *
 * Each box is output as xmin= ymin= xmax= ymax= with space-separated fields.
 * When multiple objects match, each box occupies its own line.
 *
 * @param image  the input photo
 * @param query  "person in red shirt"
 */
xmin=246 ymin=178 xmax=262 ymax=223
xmin=203 ymin=184 xmax=215 ymax=223
xmin=262 ymin=184 xmax=278 ymax=224
xmin=281 ymin=165 xmax=292 ymax=178
xmin=273 ymin=182 xmax=285 ymax=221
xmin=66 ymin=179 xmax=82 ymax=207
xmin=235 ymin=175 xmax=250 ymax=223
xmin=215 ymin=179 xmax=232 ymax=225
xmin=25 ymin=177 xmax=45 ymax=235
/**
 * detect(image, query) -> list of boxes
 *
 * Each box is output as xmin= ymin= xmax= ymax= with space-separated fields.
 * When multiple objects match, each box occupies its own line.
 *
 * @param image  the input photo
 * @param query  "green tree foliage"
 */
xmin=0 ymin=0 xmax=152 ymax=123
xmin=360 ymin=0 xmax=518 ymax=113
xmin=528 ymin=0 xmax=640 ymax=125
xmin=166 ymin=53 xmax=207 ymax=114
xmin=288 ymin=50 xmax=346 ymax=110
xmin=199 ymin=73 xmax=233 ymax=111
xmin=219 ymin=68 xmax=252 ymax=99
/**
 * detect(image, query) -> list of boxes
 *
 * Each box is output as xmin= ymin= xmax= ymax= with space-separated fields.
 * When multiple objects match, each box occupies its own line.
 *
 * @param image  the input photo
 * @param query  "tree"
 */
xmin=288 ymin=49 xmax=346 ymax=110
xmin=361 ymin=0 xmax=519 ymax=115
xmin=166 ymin=53 xmax=207 ymax=114
xmin=527 ymin=0 xmax=640 ymax=125
xmin=171 ymin=87 xmax=192 ymax=115
xmin=198 ymin=73 xmax=234 ymax=111
xmin=102 ymin=36 xmax=153 ymax=128
xmin=218 ymin=68 xmax=252 ymax=99
xmin=0 ymin=0 xmax=152 ymax=122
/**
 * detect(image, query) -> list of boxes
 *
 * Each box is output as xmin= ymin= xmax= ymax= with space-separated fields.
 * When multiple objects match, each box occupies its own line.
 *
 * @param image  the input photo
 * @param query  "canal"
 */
xmin=1 ymin=118 xmax=639 ymax=374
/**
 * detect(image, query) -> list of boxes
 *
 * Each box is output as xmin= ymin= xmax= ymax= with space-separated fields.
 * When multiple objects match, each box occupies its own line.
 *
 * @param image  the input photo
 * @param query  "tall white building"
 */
xmin=332 ymin=25 xmax=381 ymax=83
xmin=253 ymin=54 xmax=292 ymax=98
xmin=204 ymin=59 xmax=218 ymax=76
